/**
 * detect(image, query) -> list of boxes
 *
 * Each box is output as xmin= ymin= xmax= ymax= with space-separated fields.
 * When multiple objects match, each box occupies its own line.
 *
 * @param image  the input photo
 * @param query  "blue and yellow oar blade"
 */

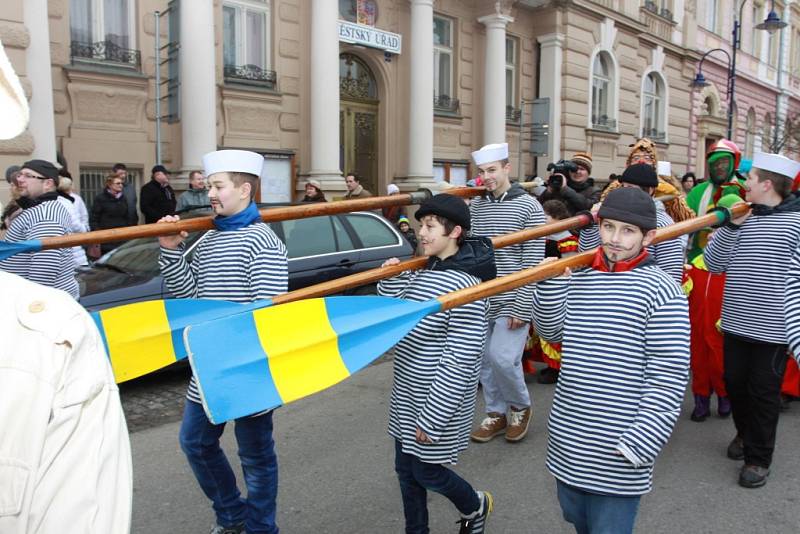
xmin=186 ymin=295 xmax=441 ymax=424
xmin=94 ymin=298 xmax=269 ymax=383
xmin=0 ymin=239 xmax=42 ymax=261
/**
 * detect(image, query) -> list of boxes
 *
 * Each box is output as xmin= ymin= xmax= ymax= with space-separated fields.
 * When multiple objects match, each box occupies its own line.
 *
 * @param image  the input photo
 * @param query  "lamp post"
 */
xmin=690 ymin=0 xmax=786 ymax=142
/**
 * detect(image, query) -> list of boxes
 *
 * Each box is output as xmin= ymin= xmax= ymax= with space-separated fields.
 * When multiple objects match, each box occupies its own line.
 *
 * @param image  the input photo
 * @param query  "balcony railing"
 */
xmin=224 ymin=64 xmax=277 ymax=90
xmin=434 ymin=94 xmax=460 ymax=114
xmin=506 ymin=106 xmax=522 ymax=123
xmin=591 ymin=115 xmax=617 ymax=131
xmin=70 ymin=40 xmax=141 ymax=70
xmin=643 ymin=128 xmax=667 ymax=142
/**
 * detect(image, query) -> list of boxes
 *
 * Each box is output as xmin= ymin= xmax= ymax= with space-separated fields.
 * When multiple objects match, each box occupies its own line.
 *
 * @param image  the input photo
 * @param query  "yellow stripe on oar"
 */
xmin=253 ymin=298 xmax=349 ymax=403
xmin=99 ymin=300 xmax=177 ymax=382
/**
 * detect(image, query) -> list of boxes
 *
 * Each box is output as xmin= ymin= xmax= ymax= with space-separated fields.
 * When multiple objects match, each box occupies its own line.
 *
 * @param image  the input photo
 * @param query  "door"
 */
xmin=340 ymin=53 xmax=379 ymax=195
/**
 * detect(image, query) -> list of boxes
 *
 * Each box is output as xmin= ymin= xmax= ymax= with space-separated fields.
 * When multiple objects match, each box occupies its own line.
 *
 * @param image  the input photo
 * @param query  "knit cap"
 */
xmin=620 ymin=163 xmax=658 ymax=188
xmin=598 ymin=187 xmax=657 ymax=231
xmin=571 ymin=152 xmax=593 ymax=173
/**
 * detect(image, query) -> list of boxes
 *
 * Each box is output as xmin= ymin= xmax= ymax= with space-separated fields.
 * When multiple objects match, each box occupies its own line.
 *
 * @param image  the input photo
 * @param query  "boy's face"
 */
xmin=399 ymin=222 xmax=410 ymax=232
xmin=744 ymin=168 xmax=772 ymax=204
xmin=208 ymin=172 xmax=251 ymax=217
xmin=418 ymin=215 xmax=459 ymax=258
xmin=477 ymin=160 xmax=511 ymax=194
xmin=598 ymin=218 xmax=654 ymax=264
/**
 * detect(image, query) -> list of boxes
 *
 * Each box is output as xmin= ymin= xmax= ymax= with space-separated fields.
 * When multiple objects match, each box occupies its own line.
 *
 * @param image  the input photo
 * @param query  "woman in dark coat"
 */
xmin=90 ymin=175 xmax=130 ymax=254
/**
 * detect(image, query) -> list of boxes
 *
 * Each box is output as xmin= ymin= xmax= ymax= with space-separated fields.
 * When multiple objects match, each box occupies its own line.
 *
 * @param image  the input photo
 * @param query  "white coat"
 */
xmin=0 ymin=271 xmax=132 ymax=533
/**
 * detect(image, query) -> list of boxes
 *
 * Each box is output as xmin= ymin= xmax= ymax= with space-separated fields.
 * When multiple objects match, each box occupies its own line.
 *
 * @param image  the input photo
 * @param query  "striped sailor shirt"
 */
xmin=469 ymin=184 xmax=545 ymax=321
xmin=0 ymin=199 xmax=79 ymax=298
xmin=705 ymin=203 xmax=800 ymax=344
xmin=579 ymin=202 xmax=685 ymax=284
xmin=160 ymin=223 xmax=288 ymax=404
xmin=533 ymin=256 xmax=689 ymax=495
xmin=786 ymin=241 xmax=800 ymax=362
xmin=378 ymin=269 xmax=487 ymax=464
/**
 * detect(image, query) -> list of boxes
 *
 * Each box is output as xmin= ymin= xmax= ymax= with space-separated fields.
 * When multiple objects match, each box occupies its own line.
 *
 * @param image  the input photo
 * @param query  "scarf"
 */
xmin=17 ymin=190 xmax=60 ymax=210
xmin=107 ymin=188 xmax=123 ymax=199
xmin=212 ymin=201 xmax=262 ymax=231
xmin=590 ymin=246 xmax=650 ymax=273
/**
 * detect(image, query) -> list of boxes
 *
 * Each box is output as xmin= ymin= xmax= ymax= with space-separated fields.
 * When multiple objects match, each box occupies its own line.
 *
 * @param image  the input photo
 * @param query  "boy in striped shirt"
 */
xmin=158 ymin=150 xmax=288 ymax=534
xmin=378 ymin=194 xmax=496 ymax=534
xmin=705 ymin=152 xmax=800 ymax=489
xmin=534 ymin=187 xmax=690 ymax=534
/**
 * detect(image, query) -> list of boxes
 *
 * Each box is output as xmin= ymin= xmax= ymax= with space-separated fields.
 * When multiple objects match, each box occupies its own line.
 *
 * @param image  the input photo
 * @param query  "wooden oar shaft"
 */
xmin=38 ymin=186 xmax=487 ymax=250
xmin=269 ymin=213 xmax=592 ymax=306
xmin=437 ymin=203 xmax=750 ymax=312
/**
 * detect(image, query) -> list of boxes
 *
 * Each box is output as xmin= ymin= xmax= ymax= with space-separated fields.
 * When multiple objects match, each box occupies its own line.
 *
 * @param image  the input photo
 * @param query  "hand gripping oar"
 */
xmin=0 ymin=187 xmax=486 ymax=261
xmin=95 ymin=212 xmax=592 ymax=383
xmin=187 ymin=203 xmax=750 ymax=423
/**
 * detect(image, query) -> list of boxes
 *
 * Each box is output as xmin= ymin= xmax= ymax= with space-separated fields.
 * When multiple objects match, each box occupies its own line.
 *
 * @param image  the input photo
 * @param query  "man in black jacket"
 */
xmin=139 ymin=165 xmax=176 ymax=223
xmin=540 ymin=152 xmax=602 ymax=215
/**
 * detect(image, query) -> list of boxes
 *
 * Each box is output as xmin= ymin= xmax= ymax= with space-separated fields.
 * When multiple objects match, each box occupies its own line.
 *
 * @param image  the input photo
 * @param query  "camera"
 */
xmin=546 ymin=159 xmax=578 ymax=190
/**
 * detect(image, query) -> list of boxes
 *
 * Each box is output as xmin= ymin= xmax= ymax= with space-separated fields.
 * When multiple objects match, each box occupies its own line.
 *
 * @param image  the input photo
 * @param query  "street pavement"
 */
xmin=128 ymin=355 xmax=800 ymax=533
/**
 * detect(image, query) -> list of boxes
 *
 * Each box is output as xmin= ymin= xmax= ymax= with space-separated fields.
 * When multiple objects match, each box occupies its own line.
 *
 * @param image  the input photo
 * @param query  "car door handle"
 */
xmin=338 ymin=258 xmax=354 ymax=266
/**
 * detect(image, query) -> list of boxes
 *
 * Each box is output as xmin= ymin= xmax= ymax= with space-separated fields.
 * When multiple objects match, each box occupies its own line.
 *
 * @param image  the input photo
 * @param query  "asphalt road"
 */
xmin=128 ymin=357 xmax=800 ymax=533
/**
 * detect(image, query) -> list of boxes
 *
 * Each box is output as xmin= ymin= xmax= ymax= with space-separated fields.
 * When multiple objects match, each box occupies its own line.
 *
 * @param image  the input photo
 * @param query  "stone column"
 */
xmin=308 ymin=0 xmax=342 ymax=189
xmin=406 ymin=0 xmax=434 ymax=185
xmin=24 ymin=0 xmax=57 ymax=161
xmin=179 ymin=0 xmax=217 ymax=173
xmin=478 ymin=11 xmax=513 ymax=146
xmin=536 ymin=33 xmax=565 ymax=177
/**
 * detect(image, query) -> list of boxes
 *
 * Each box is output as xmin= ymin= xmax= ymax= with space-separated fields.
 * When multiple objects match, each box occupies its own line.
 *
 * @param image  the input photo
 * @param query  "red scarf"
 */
xmin=590 ymin=246 xmax=650 ymax=273
xmin=712 ymin=180 xmax=747 ymax=204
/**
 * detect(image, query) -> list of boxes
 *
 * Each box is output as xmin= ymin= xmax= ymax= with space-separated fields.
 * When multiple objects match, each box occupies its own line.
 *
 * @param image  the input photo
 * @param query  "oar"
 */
xmin=0 ymin=186 xmax=489 ymax=261
xmin=187 ymin=203 xmax=750 ymax=423
xmin=96 ymin=211 xmax=592 ymax=383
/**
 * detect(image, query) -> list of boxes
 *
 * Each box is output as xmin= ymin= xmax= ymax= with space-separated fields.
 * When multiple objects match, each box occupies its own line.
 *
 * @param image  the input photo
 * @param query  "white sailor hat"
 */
xmin=0 ymin=38 xmax=29 ymax=140
xmin=656 ymin=160 xmax=672 ymax=176
xmin=471 ymin=143 xmax=509 ymax=166
xmin=202 ymin=150 xmax=265 ymax=177
xmin=752 ymin=152 xmax=800 ymax=179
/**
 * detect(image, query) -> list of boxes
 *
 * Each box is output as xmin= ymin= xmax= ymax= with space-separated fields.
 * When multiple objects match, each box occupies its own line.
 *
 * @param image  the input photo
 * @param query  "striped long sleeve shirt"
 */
xmin=705 ymin=204 xmax=800 ymax=344
xmin=378 ymin=269 xmax=487 ymax=464
xmin=579 ymin=202 xmax=685 ymax=284
xmin=469 ymin=184 xmax=545 ymax=321
xmin=0 ymin=199 xmax=79 ymax=298
xmin=159 ymin=223 xmax=288 ymax=404
xmin=787 ymin=242 xmax=800 ymax=363
xmin=533 ymin=258 xmax=689 ymax=495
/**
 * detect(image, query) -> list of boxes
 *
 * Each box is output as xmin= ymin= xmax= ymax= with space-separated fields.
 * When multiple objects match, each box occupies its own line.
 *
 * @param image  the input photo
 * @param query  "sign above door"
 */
xmin=338 ymin=21 xmax=402 ymax=54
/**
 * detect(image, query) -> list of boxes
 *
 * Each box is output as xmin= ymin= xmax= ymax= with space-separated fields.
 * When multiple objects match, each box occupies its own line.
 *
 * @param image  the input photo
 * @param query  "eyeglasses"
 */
xmin=19 ymin=171 xmax=47 ymax=180
xmin=112 ymin=182 xmax=124 ymax=186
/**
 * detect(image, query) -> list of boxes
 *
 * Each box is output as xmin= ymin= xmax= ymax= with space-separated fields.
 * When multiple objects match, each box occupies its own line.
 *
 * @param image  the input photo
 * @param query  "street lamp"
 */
xmin=690 ymin=0 xmax=787 ymax=141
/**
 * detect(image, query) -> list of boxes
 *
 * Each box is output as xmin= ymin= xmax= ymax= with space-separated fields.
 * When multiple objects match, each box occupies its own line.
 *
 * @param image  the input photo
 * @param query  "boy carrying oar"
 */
xmin=534 ymin=187 xmax=690 ymax=534
xmin=379 ymin=194 xmax=496 ymax=534
xmin=158 ymin=150 xmax=288 ymax=534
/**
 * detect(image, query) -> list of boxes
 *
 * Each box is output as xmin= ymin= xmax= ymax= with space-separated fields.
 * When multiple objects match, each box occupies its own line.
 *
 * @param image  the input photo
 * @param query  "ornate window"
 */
xmin=505 ymin=37 xmax=520 ymax=123
xmin=339 ymin=54 xmax=377 ymax=101
xmin=223 ymin=0 xmax=274 ymax=88
xmin=69 ymin=0 xmax=139 ymax=69
xmin=590 ymin=52 xmax=616 ymax=130
xmin=433 ymin=15 xmax=457 ymax=113
xmin=641 ymin=72 xmax=667 ymax=141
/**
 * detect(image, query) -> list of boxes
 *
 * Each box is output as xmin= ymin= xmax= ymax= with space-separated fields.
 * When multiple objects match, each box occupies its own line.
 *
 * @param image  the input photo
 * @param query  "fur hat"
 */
xmin=626 ymin=138 xmax=658 ymax=168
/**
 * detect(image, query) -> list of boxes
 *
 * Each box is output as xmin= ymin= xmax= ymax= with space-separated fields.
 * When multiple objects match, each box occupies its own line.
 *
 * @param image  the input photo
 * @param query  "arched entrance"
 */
xmin=339 ymin=53 xmax=379 ymax=195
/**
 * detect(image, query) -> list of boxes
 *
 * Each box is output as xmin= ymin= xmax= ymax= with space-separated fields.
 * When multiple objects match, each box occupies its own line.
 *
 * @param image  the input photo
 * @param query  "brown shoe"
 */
xmin=470 ymin=412 xmax=507 ymax=442
xmin=505 ymin=406 xmax=531 ymax=442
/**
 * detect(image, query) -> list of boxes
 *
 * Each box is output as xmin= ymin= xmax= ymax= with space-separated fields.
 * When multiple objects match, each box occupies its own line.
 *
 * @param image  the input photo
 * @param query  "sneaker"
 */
xmin=537 ymin=367 xmax=559 ymax=385
xmin=727 ymin=436 xmax=744 ymax=461
xmin=458 ymin=491 xmax=493 ymax=534
xmin=738 ymin=465 xmax=770 ymax=488
xmin=470 ymin=413 xmax=507 ymax=443
xmin=505 ymin=406 xmax=531 ymax=442
xmin=210 ymin=523 xmax=245 ymax=534
xmin=690 ymin=394 xmax=710 ymax=422
xmin=717 ymin=396 xmax=732 ymax=418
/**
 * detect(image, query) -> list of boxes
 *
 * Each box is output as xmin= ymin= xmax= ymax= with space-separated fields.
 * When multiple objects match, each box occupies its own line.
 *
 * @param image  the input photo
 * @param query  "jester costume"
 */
xmin=684 ymin=140 xmax=746 ymax=421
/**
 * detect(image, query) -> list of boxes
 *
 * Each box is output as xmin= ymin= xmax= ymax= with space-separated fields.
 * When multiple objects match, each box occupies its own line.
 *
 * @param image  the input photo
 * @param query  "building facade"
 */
xmin=3 ymin=0 xmax=796 ymax=212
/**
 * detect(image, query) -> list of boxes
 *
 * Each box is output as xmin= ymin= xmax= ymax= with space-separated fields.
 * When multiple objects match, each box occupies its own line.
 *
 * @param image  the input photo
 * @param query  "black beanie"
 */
xmin=152 ymin=164 xmax=169 ymax=175
xmin=415 ymin=193 xmax=471 ymax=230
xmin=22 ymin=159 xmax=60 ymax=183
xmin=598 ymin=187 xmax=657 ymax=231
xmin=620 ymin=163 xmax=658 ymax=188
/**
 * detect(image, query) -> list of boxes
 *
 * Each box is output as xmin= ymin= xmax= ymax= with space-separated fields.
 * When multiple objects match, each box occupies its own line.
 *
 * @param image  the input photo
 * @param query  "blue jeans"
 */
xmin=180 ymin=400 xmax=279 ymax=534
xmin=394 ymin=440 xmax=480 ymax=534
xmin=556 ymin=480 xmax=641 ymax=534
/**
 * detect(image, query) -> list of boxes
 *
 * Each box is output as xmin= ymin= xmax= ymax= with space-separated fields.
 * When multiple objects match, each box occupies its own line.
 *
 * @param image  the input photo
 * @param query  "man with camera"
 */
xmin=540 ymin=153 xmax=602 ymax=216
